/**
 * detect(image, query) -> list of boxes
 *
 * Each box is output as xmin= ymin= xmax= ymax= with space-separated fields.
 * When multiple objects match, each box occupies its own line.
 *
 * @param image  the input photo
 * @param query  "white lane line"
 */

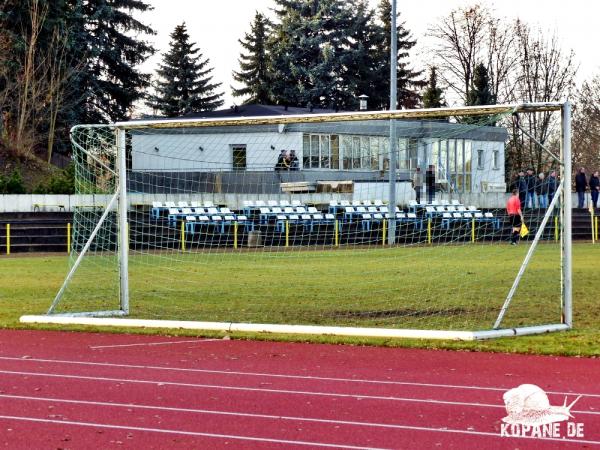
xmin=2 ymin=368 xmax=598 ymax=417
xmin=0 ymin=355 xmax=598 ymax=400
xmin=1 ymin=366 xmax=597 ymax=418
xmin=0 ymin=414 xmax=387 ymax=450
xmin=0 ymin=414 xmax=599 ymax=447
xmin=89 ymin=339 xmax=221 ymax=349
xmin=0 ymin=368 xmax=503 ymax=408
xmin=1 ymin=392 xmax=599 ymax=438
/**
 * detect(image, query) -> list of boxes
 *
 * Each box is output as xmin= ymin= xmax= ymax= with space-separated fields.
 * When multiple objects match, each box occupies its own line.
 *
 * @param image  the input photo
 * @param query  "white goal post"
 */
xmin=22 ymin=102 xmax=572 ymax=340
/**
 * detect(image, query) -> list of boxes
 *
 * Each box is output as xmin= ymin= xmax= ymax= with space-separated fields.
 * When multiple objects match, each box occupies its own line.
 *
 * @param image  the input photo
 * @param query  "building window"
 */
xmin=492 ymin=150 xmax=499 ymax=170
xmin=477 ymin=149 xmax=484 ymax=169
xmin=302 ymin=134 xmax=340 ymax=169
xmin=331 ymin=135 xmax=340 ymax=169
xmin=231 ymin=145 xmax=246 ymax=171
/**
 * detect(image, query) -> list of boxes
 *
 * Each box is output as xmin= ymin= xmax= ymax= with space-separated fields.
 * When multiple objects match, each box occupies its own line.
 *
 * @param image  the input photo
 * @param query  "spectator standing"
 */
xmin=506 ymin=189 xmax=524 ymax=245
xmin=426 ymin=165 xmax=436 ymax=204
xmin=289 ymin=150 xmax=299 ymax=171
xmin=575 ymin=167 xmax=588 ymax=208
xmin=275 ymin=150 xmax=287 ymax=171
xmin=525 ymin=168 xmax=536 ymax=208
xmin=412 ymin=167 xmax=423 ymax=204
xmin=547 ymin=170 xmax=558 ymax=204
xmin=590 ymin=170 xmax=600 ymax=209
xmin=515 ymin=171 xmax=527 ymax=205
xmin=535 ymin=173 xmax=548 ymax=208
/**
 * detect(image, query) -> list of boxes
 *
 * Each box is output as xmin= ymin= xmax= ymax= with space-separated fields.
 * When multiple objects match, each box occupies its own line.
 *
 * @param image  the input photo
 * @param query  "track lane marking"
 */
xmin=0 ymin=369 xmax=598 ymax=416
xmin=0 ymin=413 xmax=599 ymax=446
xmin=0 ymin=355 xmax=598 ymax=399
xmin=89 ymin=339 xmax=221 ymax=349
xmin=1 ymin=392 xmax=599 ymax=431
xmin=0 ymin=414 xmax=387 ymax=449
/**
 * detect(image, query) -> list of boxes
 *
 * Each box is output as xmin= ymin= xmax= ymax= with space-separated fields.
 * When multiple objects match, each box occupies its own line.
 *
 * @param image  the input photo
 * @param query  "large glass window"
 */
xmin=342 ymin=135 xmax=352 ymax=169
xmin=331 ymin=135 xmax=340 ymax=170
xmin=302 ymin=135 xmax=310 ymax=168
xmin=310 ymin=135 xmax=320 ymax=168
xmin=370 ymin=138 xmax=379 ymax=170
xmin=360 ymin=137 xmax=369 ymax=169
xmin=408 ymin=138 xmax=418 ymax=170
xmin=352 ymin=137 xmax=361 ymax=169
xmin=398 ymin=138 xmax=408 ymax=169
xmin=320 ymin=135 xmax=330 ymax=169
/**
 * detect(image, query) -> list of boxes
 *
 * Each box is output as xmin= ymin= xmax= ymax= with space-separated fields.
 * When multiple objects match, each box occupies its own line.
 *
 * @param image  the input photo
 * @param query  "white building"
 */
xmin=131 ymin=105 xmax=507 ymax=194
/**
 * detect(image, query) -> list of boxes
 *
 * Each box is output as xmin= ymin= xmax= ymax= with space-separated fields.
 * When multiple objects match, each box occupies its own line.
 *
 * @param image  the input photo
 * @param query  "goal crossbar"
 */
xmin=116 ymin=102 xmax=563 ymax=130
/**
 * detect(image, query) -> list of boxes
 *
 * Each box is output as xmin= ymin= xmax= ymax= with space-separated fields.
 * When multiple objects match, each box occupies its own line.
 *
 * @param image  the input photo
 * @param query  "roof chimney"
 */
xmin=358 ymin=94 xmax=369 ymax=111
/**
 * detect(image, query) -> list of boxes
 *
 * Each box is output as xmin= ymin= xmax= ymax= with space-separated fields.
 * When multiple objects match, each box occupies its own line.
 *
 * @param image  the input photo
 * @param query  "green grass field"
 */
xmin=1 ymin=243 xmax=598 ymax=356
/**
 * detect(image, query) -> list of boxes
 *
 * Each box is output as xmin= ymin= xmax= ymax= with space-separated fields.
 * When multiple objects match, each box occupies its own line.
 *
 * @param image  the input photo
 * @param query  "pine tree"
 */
xmin=372 ymin=0 xmax=424 ymax=110
xmin=422 ymin=67 xmax=446 ymax=108
xmin=232 ymin=12 xmax=272 ymax=104
xmin=268 ymin=0 xmax=353 ymax=109
xmin=148 ymin=23 xmax=223 ymax=117
xmin=463 ymin=63 xmax=496 ymax=124
xmin=466 ymin=63 xmax=495 ymax=106
xmin=66 ymin=0 xmax=156 ymax=123
xmin=341 ymin=0 xmax=385 ymax=110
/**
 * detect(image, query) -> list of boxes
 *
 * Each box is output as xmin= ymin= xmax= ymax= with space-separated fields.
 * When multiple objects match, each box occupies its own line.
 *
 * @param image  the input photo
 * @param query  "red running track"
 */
xmin=0 ymin=330 xmax=598 ymax=449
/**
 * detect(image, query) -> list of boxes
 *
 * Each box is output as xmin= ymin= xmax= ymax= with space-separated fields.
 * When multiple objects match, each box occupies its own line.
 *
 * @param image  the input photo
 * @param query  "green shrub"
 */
xmin=32 ymin=164 xmax=75 ymax=195
xmin=0 ymin=169 xmax=26 ymax=194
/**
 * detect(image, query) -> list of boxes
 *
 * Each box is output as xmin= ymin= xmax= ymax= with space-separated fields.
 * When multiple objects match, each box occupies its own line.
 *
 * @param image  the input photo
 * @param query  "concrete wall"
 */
xmin=0 ymin=192 xmax=583 ymax=212
xmin=132 ymin=132 xmax=303 ymax=172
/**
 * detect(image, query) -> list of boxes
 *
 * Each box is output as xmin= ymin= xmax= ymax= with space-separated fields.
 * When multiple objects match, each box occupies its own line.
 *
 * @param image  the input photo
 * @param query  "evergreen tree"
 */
xmin=232 ymin=12 xmax=272 ymax=104
xmin=372 ymin=0 xmax=424 ymax=109
xmin=268 ymin=0 xmax=353 ymax=109
xmin=463 ymin=63 xmax=496 ymax=124
xmin=66 ymin=0 xmax=156 ymax=123
xmin=422 ymin=66 xmax=446 ymax=108
xmin=341 ymin=0 xmax=385 ymax=110
xmin=466 ymin=63 xmax=495 ymax=106
xmin=149 ymin=23 xmax=224 ymax=117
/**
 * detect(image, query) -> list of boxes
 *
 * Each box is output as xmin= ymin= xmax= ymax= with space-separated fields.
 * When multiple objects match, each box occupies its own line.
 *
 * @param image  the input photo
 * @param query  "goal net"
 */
xmin=26 ymin=103 xmax=573 ymax=340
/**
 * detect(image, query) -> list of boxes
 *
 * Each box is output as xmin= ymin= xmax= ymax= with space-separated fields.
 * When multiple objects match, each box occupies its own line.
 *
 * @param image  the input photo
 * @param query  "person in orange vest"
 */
xmin=506 ymin=188 xmax=524 ymax=245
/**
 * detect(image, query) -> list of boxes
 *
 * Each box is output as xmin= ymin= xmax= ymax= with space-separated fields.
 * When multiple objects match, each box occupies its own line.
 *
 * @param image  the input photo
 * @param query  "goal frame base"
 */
xmin=19 ymin=315 xmax=570 ymax=341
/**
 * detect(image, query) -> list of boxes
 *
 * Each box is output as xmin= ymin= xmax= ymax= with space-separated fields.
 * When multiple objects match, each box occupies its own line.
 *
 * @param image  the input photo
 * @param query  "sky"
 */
xmin=136 ymin=0 xmax=598 ymax=109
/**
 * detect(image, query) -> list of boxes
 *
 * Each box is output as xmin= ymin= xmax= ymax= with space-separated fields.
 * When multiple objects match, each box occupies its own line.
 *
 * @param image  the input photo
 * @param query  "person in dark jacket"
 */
xmin=426 ymin=165 xmax=436 ymax=204
xmin=575 ymin=167 xmax=588 ymax=208
xmin=514 ymin=171 xmax=527 ymax=205
xmin=275 ymin=150 xmax=288 ymax=171
xmin=525 ymin=168 xmax=536 ymax=208
xmin=289 ymin=150 xmax=299 ymax=171
xmin=535 ymin=172 xmax=548 ymax=208
xmin=590 ymin=170 xmax=600 ymax=209
xmin=547 ymin=170 xmax=558 ymax=204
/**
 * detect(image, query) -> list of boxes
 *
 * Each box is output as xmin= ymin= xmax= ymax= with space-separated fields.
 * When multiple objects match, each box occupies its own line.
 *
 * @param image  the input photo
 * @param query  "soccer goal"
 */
xmin=21 ymin=102 xmax=572 ymax=340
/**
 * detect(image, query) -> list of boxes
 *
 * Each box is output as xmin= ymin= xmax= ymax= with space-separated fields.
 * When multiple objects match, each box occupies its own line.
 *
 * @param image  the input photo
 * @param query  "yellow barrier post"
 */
xmin=596 ymin=216 xmax=599 ymax=243
xmin=67 ymin=223 xmax=71 ymax=253
xmin=554 ymin=216 xmax=559 ymax=242
xmin=6 ymin=224 xmax=10 ymax=255
xmin=234 ymin=221 xmax=238 ymax=249
xmin=427 ymin=218 xmax=432 ymax=245
xmin=334 ymin=220 xmax=339 ymax=247
xmin=592 ymin=210 xmax=596 ymax=244
xmin=382 ymin=219 xmax=387 ymax=246
xmin=285 ymin=220 xmax=289 ymax=248
xmin=180 ymin=220 xmax=186 ymax=252
xmin=471 ymin=217 xmax=475 ymax=243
